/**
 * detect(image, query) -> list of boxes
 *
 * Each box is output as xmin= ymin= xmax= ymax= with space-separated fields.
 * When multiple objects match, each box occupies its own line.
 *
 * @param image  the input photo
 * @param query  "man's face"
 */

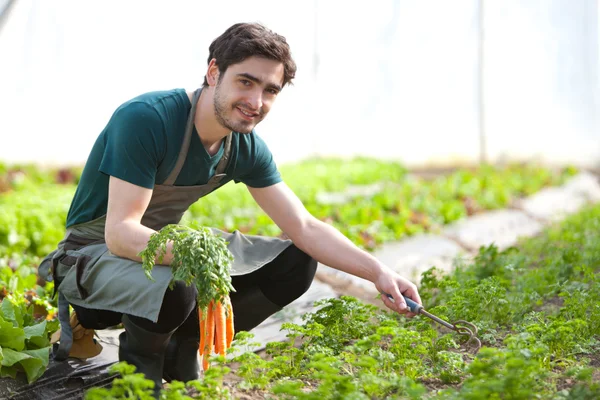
xmin=212 ymin=56 xmax=284 ymax=134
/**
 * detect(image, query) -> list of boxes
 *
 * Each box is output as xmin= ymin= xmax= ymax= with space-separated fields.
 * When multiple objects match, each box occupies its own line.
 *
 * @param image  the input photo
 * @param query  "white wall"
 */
xmin=484 ymin=0 xmax=599 ymax=166
xmin=0 ymin=0 xmax=598 ymax=168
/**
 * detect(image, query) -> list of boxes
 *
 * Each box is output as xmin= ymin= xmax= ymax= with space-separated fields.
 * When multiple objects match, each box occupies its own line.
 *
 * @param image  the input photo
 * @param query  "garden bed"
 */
xmin=87 ymin=202 xmax=599 ymax=399
xmin=0 ymin=159 xmax=597 ymax=399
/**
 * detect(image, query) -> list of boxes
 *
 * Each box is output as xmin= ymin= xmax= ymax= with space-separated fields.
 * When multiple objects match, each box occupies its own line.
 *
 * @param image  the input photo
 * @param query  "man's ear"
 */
xmin=206 ymin=58 xmax=220 ymax=86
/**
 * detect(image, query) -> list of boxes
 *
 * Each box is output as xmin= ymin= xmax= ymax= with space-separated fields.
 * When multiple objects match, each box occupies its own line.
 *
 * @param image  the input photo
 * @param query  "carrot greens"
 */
xmin=139 ymin=224 xmax=236 ymax=370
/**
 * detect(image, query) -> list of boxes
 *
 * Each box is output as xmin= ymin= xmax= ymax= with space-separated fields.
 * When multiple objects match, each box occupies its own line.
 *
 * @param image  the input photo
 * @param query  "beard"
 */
xmin=213 ymin=80 xmax=263 ymax=134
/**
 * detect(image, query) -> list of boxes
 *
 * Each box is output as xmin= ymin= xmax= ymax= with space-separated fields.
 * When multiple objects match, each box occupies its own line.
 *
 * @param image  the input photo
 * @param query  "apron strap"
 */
xmin=215 ymin=133 xmax=233 ymax=175
xmin=52 ymin=292 xmax=73 ymax=361
xmin=203 ymin=132 xmax=233 ymax=189
xmin=164 ymin=88 xmax=202 ymax=186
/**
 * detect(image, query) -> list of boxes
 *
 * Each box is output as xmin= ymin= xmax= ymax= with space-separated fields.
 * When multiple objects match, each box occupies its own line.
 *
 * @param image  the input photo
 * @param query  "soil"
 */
xmin=534 ymin=295 xmax=564 ymax=314
xmin=185 ymin=374 xmax=271 ymax=400
xmin=588 ymin=351 xmax=600 ymax=383
xmin=555 ymin=352 xmax=600 ymax=391
xmin=419 ymin=377 xmax=463 ymax=392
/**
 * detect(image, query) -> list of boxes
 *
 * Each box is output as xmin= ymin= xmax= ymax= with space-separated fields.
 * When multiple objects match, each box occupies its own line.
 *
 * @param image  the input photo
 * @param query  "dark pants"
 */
xmin=73 ymin=244 xmax=317 ymax=334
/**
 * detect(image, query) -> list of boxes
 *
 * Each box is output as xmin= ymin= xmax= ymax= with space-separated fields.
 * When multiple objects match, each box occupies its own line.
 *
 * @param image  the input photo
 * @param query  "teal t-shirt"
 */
xmin=66 ymin=89 xmax=281 ymax=228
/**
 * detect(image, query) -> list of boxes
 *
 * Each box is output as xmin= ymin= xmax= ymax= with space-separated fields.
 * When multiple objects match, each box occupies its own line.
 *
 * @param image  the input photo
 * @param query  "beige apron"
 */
xmin=39 ymin=88 xmax=292 ymax=339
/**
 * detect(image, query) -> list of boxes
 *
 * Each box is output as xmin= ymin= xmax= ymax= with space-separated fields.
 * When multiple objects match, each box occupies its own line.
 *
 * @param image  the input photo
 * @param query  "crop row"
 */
xmin=0 ymin=159 xmax=577 ymax=257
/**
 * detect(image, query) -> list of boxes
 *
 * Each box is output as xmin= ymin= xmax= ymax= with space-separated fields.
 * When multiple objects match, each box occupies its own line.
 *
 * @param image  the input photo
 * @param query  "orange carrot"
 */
xmin=198 ymin=306 xmax=205 ymax=357
xmin=214 ymin=301 xmax=227 ymax=357
xmin=203 ymin=300 xmax=215 ymax=371
xmin=202 ymin=351 xmax=210 ymax=371
xmin=225 ymin=300 xmax=234 ymax=348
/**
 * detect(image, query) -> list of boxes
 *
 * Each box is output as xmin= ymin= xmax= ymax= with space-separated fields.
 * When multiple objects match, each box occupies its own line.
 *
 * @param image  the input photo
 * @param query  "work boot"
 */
xmin=163 ymin=332 xmax=200 ymax=382
xmin=230 ymin=286 xmax=283 ymax=332
xmin=119 ymin=314 xmax=175 ymax=398
xmin=50 ymin=312 xmax=103 ymax=359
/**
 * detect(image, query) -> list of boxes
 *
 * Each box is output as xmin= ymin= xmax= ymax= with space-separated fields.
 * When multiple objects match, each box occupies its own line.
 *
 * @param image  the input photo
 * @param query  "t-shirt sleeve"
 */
xmin=236 ymin=134 xmax=282 ymax=188
xmin=98 ymin=102 xmax=165 ymax=189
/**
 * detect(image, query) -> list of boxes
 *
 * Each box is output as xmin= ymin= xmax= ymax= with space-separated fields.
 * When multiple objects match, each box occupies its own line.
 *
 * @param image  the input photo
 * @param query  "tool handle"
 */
xmin=385 ymin=293 xmax=423 ymax=314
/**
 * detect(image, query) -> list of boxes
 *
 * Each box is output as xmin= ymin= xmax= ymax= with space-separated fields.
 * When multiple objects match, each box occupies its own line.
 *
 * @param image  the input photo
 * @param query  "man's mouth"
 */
xmin=236 ymin=107 xmax=259 ymax=121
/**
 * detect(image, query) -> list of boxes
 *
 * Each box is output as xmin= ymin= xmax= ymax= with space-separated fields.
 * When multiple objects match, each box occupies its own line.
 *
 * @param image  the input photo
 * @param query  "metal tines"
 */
xmin=386 ymin=294 xmax=482 ymax=353
xmin=447 ymin=319 xmax=482 ymax=353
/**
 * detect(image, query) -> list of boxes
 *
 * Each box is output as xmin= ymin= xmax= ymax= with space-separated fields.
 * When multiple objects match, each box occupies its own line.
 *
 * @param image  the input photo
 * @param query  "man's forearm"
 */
xmin=293 ymin=217 xmax=386 ymax=283
xmin=105 ymin=220 xmax=174 ymax=265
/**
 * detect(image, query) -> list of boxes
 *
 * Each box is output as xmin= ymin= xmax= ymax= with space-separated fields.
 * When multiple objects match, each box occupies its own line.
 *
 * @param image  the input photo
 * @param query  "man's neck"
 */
xmin=189 ymin=88 xmax=230 ymax=152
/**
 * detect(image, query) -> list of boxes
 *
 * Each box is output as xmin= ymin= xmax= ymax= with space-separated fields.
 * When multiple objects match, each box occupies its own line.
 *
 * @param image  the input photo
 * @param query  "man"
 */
xmin=39 ymin=22 xmax=422 ymax=394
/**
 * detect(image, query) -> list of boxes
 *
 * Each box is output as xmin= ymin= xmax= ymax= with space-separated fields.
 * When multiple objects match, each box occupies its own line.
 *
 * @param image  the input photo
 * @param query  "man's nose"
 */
xmin=247 ymin=90 xmax=263 ymax=111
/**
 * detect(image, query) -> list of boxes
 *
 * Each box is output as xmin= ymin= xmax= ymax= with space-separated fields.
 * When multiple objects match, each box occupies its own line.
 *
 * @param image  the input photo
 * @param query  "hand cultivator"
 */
xmin=386 ymin=294 xmax=482 ymax=353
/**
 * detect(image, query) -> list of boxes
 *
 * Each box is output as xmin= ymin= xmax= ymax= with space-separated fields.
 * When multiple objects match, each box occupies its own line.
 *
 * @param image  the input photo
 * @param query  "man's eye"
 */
xmin=240 ymin=79 xmax=251 ymax=86
xmin=267 ymin=89 xmax=279 ymax=95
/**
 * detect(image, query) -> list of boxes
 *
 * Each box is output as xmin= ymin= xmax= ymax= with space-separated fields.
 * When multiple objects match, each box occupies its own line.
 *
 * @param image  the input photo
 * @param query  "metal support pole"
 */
xmin=478 ymin=0 xmax=487 ymax=165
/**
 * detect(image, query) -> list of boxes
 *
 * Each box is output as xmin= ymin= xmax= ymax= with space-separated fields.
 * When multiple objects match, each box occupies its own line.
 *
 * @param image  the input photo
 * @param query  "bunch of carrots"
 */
xmin=140 ymin=225 xmax=237 ymax=370
xmin=199 ymin=296 xmax=235 ymax=371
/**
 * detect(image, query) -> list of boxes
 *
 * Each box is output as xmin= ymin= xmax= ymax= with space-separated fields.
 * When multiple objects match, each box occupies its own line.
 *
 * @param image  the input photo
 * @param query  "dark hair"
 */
xmin=202 ymin=23 xmax=296 ymax=88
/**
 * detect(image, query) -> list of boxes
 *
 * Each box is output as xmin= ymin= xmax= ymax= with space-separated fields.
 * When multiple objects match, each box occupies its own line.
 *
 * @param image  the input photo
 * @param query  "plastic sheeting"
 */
xmin=0 ymin=329 xmax=121 ymax=400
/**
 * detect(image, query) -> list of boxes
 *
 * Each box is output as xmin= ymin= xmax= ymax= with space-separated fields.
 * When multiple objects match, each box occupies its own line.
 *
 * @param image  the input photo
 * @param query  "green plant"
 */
xmin=85 ymin=363 xmax=156 ymax=399
xmin=85 ymin=361 xmax=233 ymax=400
xmin=449 ymin=347 xmax=550 ymax=400
xmin=0 ymin=298 xmax=57 ymax=383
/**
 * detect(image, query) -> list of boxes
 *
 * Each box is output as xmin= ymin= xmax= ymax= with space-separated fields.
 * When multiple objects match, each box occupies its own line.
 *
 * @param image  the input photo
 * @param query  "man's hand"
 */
xmin=374 ymin=268 xmax=422 ymax=317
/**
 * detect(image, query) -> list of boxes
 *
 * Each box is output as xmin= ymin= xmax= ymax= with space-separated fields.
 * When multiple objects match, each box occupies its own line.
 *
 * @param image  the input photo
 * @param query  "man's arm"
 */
xmin=247 ymin=182 xmax=422 ymax=314
xmin=105 ymin=176 xmax=174 ymax=265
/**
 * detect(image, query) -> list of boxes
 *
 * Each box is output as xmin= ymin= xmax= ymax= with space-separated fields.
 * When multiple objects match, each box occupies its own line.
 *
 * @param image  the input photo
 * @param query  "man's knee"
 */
xmin=72 ymin=304 xmax=123 ymax=330
xmin=131 ymin=280 xmax=197 ymax=334
xmin=292 ymin=245 xmax=318 ymax=294
xmin=259 ymin=244 xmax=317 ymax=307
xmin=160 ymin=281 xmax=197 ymax=325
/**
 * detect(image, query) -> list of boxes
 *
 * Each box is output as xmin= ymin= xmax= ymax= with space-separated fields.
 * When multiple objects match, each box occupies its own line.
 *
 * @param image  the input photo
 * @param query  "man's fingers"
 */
xmin=382 ymin=295 xmax=406 ymax=314
xmin=384 ymin=291 xmax=407 ymax=313
xmin=404 ymin=286 xmax=422 ymax=306
xmin=394 ymin=294 xmax=408 ymax=312
xmin=381 ymin=295 xmax=394 ymax=311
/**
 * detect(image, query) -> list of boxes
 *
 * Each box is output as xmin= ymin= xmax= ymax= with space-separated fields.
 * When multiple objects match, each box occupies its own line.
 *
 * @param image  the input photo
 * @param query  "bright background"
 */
xmin=0 ymin=0 xmax=598 ymax=168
